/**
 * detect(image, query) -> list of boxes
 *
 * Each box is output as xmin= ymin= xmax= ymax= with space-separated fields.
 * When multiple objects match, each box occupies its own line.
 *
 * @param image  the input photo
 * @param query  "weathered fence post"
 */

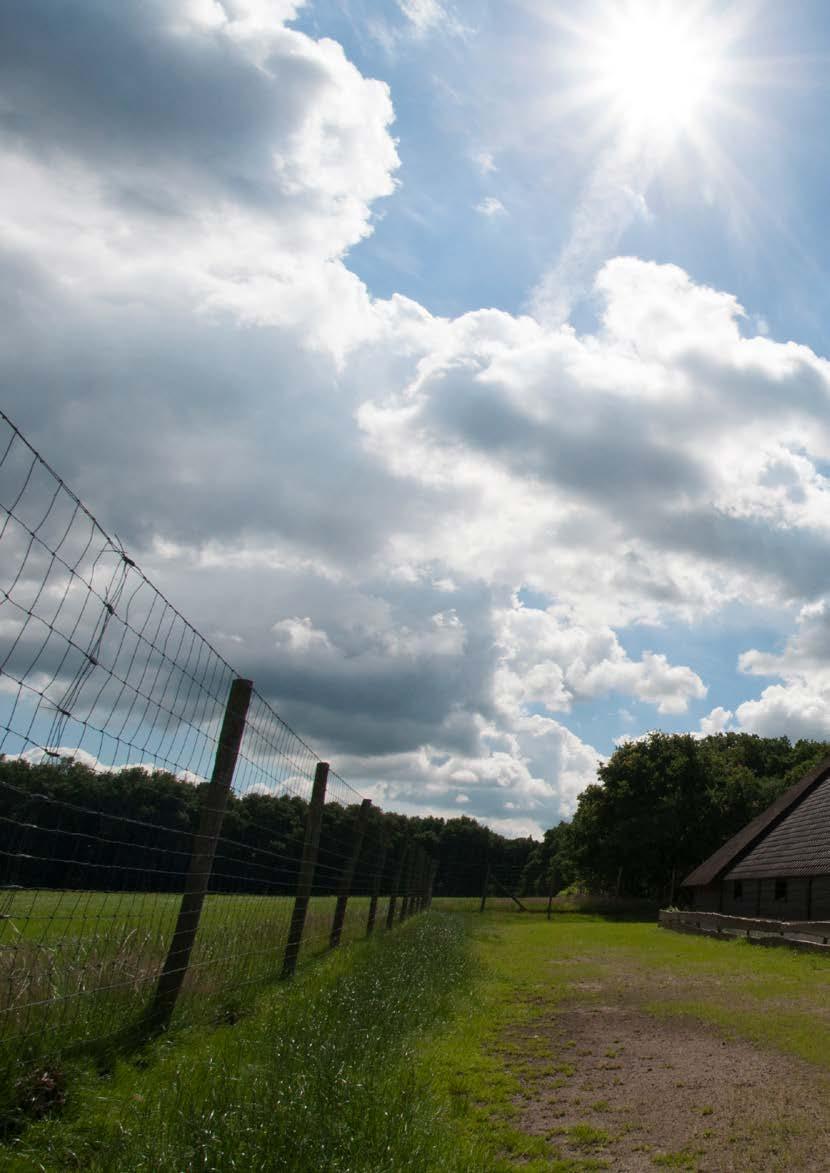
xmin=386 ymin=841 xmax=407 ymax=929
xmin=399 ymin=850 xmax=410 ymax=921
xmin=426 ymin=858 xmax=437 ymax=909
xmin=546 ymin=884 xmax=554 ymax=921
xmin=414 ymin=849 xmax=424 ymax=914
xmin=418 ymin=849 xmax=429 ymax=912
xmin=330 ymin=798 xmax=372 ymax=949
xmin=400 ymin=845 xmax=417 ymax=921
xmin=146 ymin=677 xmax=252 ymax=1032
xmin=479 ymin=857 xmax=490 ymax=913
xmin=404 ymin=846 xmax=417 ymax=918
xmin=281 ymin=760 xmax=329 ymax=980
xmin=366 ymin=831 xmax=387 ymax=936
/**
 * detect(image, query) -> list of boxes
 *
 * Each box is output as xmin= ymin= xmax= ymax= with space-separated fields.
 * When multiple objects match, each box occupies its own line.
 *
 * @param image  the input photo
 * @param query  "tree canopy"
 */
xmin=520 ymin=732 xmax=830 ymax=900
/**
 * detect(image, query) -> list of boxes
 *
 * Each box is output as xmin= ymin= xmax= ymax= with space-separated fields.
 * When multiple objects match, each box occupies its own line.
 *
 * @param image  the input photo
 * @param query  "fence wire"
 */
xmin=0 ymin=410 xmax=433 ymax=1105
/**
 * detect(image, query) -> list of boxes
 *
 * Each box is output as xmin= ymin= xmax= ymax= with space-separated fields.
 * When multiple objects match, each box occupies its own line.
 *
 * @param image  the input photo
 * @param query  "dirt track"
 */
xmin=500 ymin=971 xmax=830 ymax=1170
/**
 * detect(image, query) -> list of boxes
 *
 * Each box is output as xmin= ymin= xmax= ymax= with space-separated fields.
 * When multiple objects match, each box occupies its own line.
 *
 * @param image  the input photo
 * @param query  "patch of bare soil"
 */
xmin=504 ymin=998 xmax=830 ymax=1171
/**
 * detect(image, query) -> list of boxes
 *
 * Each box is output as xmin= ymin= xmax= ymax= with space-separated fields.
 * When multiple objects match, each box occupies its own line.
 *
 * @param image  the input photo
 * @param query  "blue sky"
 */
xmin=4 ymin=0 xmax=830 ymax=836
xmin=297 ymin=1 xmax=830 ymax=340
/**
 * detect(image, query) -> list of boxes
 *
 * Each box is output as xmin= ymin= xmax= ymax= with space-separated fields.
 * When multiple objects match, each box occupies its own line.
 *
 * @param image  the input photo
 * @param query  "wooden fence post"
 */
xmin=366 ymin=831 xmax=387 ymax=937
xmin=330 ymin=798 xmax=372 ymax=949
xmin=410 ymin=847 xmax=422 ymax=916
xmin=386 ymin=841 xmax=407 ymax=929
xmin=400 ymin=845 xmax=417 ymax=921
xmin=426 ymin=858 xmax=437 ymax=909
xmin=146 ymin=677 xmax=252 ymax=1032
xmin=479 ymin=858 xmax=490 ymax=913
xmin=414 ymin=849 xmax=424 ymax=914
xmin=418 ymin=850 xmax=429 ymax=912
xmin=281 ymin=761 xmax=329 ymax=980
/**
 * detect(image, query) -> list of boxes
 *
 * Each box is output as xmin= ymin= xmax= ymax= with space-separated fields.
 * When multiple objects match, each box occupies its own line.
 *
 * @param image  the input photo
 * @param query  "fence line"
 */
xmin=0 ymin=409 xmax=435 ymax=1105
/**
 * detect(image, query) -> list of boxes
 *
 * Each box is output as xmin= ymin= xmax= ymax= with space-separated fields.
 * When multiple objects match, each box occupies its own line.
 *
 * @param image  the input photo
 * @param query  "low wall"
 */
xmin=659 ymin=909 xmax=830 ymax=954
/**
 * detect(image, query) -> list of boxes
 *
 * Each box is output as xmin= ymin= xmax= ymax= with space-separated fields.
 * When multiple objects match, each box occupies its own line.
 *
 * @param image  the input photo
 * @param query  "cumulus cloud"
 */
xmin=730 ymin=600 xmax=830 ymax=740
xmin=5 ymin=1 xmax=830 ymax=833
xmin=360 ymin=258 xmax=830 ymax=616
xmin=495 ymin=602 xmax=705 ymax=716
xmin=698 ymin=706 xmax=734 ymax=736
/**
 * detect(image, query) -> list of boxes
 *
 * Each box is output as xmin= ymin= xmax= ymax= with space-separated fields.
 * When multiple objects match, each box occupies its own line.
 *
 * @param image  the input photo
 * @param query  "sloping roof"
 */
xmin=683 ymin=753 xmax=830 ymax=887
xmin=727 ymin=773 xmax=830 ymax=878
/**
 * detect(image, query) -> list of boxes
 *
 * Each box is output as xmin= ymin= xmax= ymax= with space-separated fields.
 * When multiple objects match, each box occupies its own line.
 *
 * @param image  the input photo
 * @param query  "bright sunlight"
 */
xmin=582 ymin=1 xmax=732 ymax=140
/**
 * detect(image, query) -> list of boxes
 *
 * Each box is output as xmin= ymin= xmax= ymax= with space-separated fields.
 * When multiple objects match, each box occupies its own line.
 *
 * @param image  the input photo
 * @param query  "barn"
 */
xmin=682 ymin=753 xmax=830 ymax=920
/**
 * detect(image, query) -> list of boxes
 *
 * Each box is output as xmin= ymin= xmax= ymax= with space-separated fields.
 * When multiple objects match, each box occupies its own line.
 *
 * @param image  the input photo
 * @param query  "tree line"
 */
xmin=2 ymin=732 xmax=827 ymax=901
xmin=519 ymin=732 xmax=830 ymax=901
xmin=0 ymin=756 xmax=533 ymax=897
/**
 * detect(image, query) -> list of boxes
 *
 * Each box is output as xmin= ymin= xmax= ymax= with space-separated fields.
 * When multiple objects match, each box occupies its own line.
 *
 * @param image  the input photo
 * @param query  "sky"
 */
xmin=4 ymin=0 xmax=830 ymax=837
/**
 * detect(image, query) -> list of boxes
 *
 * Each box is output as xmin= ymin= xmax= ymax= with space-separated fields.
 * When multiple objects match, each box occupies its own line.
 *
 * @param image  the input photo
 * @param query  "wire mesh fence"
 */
xmin=0 ymin=409 xmax=435 ymax=1109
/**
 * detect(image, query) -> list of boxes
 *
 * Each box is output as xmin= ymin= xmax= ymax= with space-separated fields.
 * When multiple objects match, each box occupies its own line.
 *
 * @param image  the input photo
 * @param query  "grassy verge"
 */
xmin=9 ymin=906 xmax=830 ymax=1171
xmin=418 ymin=906 xmax=830 ymax=1170
xmin=3 ymin=912 xmax=485 ymax=1172
xmin=0 ymin=889 xmax=385 ymax=1111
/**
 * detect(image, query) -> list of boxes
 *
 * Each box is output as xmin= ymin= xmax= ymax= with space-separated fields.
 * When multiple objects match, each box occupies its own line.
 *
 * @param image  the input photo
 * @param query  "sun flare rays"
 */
xmin=529 ymin=1 xmax=766 ymax=325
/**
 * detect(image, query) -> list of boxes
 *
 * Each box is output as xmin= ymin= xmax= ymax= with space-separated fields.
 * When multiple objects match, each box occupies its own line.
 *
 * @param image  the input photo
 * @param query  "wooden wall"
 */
xmin=689 ymin=875 xmax=830 ymax=920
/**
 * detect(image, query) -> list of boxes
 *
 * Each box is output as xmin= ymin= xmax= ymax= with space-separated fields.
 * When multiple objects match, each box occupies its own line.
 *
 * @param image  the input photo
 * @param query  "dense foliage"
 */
xmin=521 ymin=732 xmax=830 ymax=900
xmin=0 ymin=757 xmax=532 ymax=897
xmin=4 ymin=732 xmax=828 ymax=902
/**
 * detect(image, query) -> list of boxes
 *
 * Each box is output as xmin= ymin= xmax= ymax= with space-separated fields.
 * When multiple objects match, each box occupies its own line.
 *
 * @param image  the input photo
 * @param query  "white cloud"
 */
xmin=731 ymin=600 xmax=830 ymax=741
xmin=475 ymin=196 xmax=507 ymax=217
xmin=495 ymin=602 xmax=705 ymax=716
xmin=6 ymin=2 xmax=830 ymax=835
xmin=359 ymin=257 xmax=830 ymax=622
xmin=735 ymin=685 xmax=830 ymax=741
xmin=10 ymin=747 xmax=205 ymax=784
xmin=472 ymin=150 xmax=497 ymax=175
xmin=698 ymin=706 xmax=734 ymax=736
xmin=396 ymin=0 xmax=462 ymax=38
xmin=0 ymin=0 xmax=399 ymax=365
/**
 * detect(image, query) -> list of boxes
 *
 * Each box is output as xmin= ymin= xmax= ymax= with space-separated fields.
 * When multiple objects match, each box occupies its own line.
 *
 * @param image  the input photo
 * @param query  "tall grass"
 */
xmin=4 ymin=913 xmax=481 ymax=1172
xmin=0 ymin=889 xmax=392 ymax=1122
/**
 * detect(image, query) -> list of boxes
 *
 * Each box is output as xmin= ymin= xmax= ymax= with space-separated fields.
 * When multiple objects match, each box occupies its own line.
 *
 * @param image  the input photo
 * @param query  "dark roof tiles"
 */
xmin=682 ymin=754 xmax=830 ymax=886
xmin=727 ymin=773 xmax=830 ymax=878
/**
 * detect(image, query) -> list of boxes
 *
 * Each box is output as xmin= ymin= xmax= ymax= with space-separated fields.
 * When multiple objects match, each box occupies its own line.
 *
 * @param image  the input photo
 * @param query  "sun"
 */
xmin=584 ymin=2 xmax=727 ymax=140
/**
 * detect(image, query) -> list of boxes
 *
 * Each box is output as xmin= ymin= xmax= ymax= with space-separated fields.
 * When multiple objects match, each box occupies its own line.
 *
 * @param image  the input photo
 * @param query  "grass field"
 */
xmin=7 ymin=903 xmax=830 ymax=1169
xmin=0 ymin=887 xmax=395 ymax=1108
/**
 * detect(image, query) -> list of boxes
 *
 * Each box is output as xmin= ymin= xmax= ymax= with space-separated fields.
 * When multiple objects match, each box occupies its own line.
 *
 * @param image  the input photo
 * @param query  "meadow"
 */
xmin=6 ymin=902 xmax=830 ymax=1170
xmin=0 ymin=887 xmax=387 ymax=1113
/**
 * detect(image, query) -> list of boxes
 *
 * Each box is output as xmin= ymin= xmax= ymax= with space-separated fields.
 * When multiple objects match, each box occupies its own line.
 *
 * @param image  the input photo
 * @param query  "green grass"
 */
xmin=0 ymin=887 xmax=397 ymax=1119
xmin=7 ymin=905 xmax=830 ymax=1170
xmin=3 ymin=913 xmax=483 ymax=1172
